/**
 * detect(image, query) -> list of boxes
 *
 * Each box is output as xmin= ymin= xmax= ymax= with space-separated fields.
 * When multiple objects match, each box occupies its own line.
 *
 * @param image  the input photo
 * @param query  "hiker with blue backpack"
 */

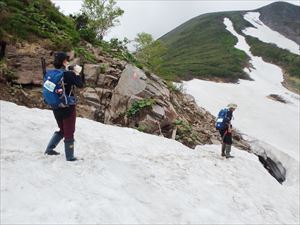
xmin=215 ymin=103 xmax=237 ymax=158
xmin=43 ymin=52 xmax=83 ymax=161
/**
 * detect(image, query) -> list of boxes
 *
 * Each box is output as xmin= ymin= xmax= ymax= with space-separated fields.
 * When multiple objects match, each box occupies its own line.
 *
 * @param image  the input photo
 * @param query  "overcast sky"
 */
xmin=51 ymin=0 xmax=299 ymax=46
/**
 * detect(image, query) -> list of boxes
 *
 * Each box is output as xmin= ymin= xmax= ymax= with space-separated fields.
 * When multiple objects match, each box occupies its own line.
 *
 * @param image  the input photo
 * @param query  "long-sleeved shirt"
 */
xmin=53 ymin=70 xmax=83 ymax=120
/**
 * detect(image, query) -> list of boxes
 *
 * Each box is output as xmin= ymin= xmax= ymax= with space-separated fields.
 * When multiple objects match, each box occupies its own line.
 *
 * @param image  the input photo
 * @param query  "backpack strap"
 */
xmin=59 ymin=69 xmax=75 ymax=97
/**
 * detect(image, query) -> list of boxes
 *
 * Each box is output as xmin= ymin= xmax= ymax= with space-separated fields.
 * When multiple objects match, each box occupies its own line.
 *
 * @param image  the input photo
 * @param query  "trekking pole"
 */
xmin=80 ymin=63 xmax=85 ymax=84
xmin=0 ymin=41 xmax=6 ymax=59
xmin=41 ymin=57 xmax=46 ymax=78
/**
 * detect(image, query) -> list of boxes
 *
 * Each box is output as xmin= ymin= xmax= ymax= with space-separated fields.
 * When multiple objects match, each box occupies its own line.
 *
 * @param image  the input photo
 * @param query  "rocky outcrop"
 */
xmin=6 ymin=42 xmax=52 ymax=85
xmin=104 ymin=65 xmax=178 ymax=137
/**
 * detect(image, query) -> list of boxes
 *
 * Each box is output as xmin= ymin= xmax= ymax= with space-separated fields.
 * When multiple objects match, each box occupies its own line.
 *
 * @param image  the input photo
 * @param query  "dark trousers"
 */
xmin=219 ymin=129 xmax=232 ymax=145
xmin=54 ymin=106 xmax=76 ymax=140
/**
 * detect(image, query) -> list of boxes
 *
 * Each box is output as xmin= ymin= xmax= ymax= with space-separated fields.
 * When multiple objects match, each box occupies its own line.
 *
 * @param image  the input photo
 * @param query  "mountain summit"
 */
xmin=258 ymin=1 xmax=300 ymax=44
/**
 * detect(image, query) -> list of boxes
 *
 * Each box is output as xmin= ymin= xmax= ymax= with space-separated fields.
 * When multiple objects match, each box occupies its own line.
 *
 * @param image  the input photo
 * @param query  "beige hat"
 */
xmin=227 ymin=103 xmax=238 ymax=109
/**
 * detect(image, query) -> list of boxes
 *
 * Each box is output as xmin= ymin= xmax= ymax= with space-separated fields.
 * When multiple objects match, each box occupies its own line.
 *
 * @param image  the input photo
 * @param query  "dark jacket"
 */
xmin=224 ymin=109 xmax=233 ymax=127
xmin=53 ymin=70 xmax=83 ymax=120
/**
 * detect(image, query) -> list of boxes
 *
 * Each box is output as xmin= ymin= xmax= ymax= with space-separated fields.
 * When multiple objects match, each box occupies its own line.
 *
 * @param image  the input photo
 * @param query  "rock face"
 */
xmin=1 ymin=41 xmax=250 ymax=150
xmin=105 ymin=65 xmax=177 ymax=137
xmin=6 ymin=42 xmax=52 ymax=85
xmin=84 ymin=64 xmax=101 ymax=84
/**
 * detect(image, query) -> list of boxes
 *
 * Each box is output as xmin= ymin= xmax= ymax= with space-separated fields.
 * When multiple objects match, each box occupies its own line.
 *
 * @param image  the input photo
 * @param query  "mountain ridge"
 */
xmin=158 ymin=1 xmax=300 ymax=91
xmin=159 ymin=11 xmax=252 ymax=82
xmin=258 ymin=1 xmax=300 ymax=44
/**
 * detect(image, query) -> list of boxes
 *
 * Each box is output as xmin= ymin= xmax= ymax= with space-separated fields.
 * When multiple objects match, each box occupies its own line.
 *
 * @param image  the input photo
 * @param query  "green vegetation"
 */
xmin=106 ymin=38 xmax=135 ymax=62
xmin=159 ymin=12 xmax=251 ymax=81
xmin=1 ymin=0 xmax=79 ymax=50
xmin=166 ymin=81 xmax=183 ymax=93
xmin=174 ymin=119 xmax=198 ymax=145
xmin=0 ymin=60 xmax=16 ymax=82
xmin=174 ymin=119 xmax=192 ymax=133
xmin=225 ymin=12 xmax=254 ymax=34
xmin=137 ymin=124 xmax=147 ymax=132
xmin=126 ymin=98 xmax=155 ymax=117
xmin=100 ymin=63 xmax=108 ymax=73
xmin=0 ymin=0 xmax=138 ymax=67
xmin=134 ymin=32 xmax=167 ymax=75
xmin=74 ymin=47 xmax=97 ymax=63
xmin=71 ymin=13 xmax=97 ymax=44
xmin=81 ymin=0 xmax=124 ymax=39
xmin=246 ymin=36 xmax=300 ymax=91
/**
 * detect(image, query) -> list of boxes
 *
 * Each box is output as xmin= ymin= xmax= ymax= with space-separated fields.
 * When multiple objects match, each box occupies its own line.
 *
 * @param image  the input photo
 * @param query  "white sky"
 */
xmin=51 ymin=0 xmax=300 ymax=43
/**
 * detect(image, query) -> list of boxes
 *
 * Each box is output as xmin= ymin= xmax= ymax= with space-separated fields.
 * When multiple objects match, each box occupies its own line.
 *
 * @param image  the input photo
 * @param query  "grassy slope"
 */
xmin=0 ymin=0 xmax=136 ymax=64
xmin=159 ymin=2 xmax=299 ymax=92
xmin=159 ymin=11 xmax=253 ymax=82
xmin=246 ymin=36 xmax=300 ymax=92
xmin=0 ymin=0 xmax=79 ymax=50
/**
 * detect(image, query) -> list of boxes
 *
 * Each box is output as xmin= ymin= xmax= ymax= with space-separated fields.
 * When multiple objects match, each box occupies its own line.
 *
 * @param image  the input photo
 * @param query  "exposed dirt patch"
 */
xmin=281 ymin=69 xmax=300 ymax=95
xmin=267 ymin=94 xmax=288 ymax=104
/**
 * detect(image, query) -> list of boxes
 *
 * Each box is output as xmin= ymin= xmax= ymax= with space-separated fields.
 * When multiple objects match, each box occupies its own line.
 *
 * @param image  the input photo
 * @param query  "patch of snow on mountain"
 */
xmin=243 ymin=12 xmax=300 ymax=55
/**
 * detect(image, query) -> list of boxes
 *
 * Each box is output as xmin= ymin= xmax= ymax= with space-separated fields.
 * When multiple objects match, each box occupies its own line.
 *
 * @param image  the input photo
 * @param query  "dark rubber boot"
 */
xmin=225 ymin=144 xmax=234 ymax=158
xmin=45 ymin=131 xmax=63 ymax=155
xmin=221 ymin=143 xmax=226 ymax=157
xmin=64 ymin=139 xmax=77 ymax=161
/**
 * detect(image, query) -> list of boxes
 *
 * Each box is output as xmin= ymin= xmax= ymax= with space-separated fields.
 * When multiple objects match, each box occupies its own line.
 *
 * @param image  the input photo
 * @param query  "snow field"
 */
xmin=0 ymin=101 xmax=299 ymax=224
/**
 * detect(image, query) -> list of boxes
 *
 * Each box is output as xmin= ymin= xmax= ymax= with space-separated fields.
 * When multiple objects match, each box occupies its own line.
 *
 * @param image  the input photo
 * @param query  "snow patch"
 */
xmin=243 ymin=12 xmax=300 ymax=55
xmin=0 ymin=101 xmax=299 ymax=224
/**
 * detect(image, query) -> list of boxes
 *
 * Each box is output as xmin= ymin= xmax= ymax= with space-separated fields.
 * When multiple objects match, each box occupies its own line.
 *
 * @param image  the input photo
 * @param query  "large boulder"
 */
xmin=105 ymin=64 xmax=177 ymax=136
xmin=82 ymin=87 xmax=100 ymax=103
xmin=84 ymin=64 xmax=101 ymax=84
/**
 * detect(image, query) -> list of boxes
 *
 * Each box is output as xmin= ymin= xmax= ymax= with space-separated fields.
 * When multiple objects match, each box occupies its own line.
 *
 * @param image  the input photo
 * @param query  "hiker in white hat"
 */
xmin=215 ymin=103 xmax=238 ymax=158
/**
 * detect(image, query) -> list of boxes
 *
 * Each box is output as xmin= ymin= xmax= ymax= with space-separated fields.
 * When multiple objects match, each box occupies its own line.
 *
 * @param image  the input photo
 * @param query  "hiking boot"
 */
xmin=45 ymin=131 xmax=63 ymax=155
xmin=64 ymin=139 xmax=77 ymax=161
xmin=225 ymin=144 xmax=233 ymax=158
xmin=45 ymin=150 xmax=60 ymax=155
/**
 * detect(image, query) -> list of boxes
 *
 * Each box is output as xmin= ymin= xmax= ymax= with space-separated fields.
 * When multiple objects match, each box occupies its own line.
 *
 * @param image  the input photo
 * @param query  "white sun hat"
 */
xmin=227 ymin=103 xmax=238 ymax=109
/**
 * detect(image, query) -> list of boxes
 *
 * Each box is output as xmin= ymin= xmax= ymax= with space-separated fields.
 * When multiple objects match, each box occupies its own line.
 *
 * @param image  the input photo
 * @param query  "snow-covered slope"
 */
xmin=0 ymin=101 xmax=299 ymax=224
xmin=182 ymin=18 xmax=299 ymax=185
xmin=243 ymin=12 xmax=300 ymax=55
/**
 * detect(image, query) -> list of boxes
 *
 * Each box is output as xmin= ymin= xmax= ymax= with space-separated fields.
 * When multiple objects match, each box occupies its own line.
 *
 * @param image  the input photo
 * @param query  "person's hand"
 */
xmin=228 ymin=124 xmax=232 ymax=133
xmin=73 ymin=65 xmax=82 ymax=76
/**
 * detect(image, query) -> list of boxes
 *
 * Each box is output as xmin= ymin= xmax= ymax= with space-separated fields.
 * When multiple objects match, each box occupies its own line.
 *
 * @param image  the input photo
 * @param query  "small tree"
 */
xmin=134 ymin=32 xmax=153 ymax=51
xmin=81 ymin=0 xmax=124 ymax=39
xmin=71 ymin=13 xmax=97 ymax=43
xmin=134 ymin=32 xmax=167 ymax=74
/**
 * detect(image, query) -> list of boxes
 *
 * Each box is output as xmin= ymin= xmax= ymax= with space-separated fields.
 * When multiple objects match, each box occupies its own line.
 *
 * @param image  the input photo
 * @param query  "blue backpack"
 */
xmin=215 ymin=108 xmax=228 ymax=130
xmin=42 ymin=69 xmax=75 ymax=108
